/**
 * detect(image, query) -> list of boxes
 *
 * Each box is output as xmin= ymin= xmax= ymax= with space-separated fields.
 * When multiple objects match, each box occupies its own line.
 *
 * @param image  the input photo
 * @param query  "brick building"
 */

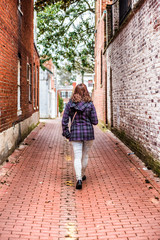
xmin=94 ymin=0 xmax=160 ymax=166
xmin=0 ymin=0 xmax=40 ymax=163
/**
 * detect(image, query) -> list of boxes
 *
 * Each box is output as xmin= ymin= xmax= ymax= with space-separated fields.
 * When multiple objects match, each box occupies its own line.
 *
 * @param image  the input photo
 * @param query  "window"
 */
xmin=33 ymin=64 xmax=36 ymax=109
xmin=27 ymin=63 xmax=30 ymax=81
xmin=119 ymin=0 xmax=131 ymax=24
xmin=29 ymin=64 xmax=32 ymax=102
xmin=37 ymin=66 xmax=39 ymax=108
xmin=88 ymin=80 xmax=93 ymax=88
xmin=106 ymin=4 xmax=113 ymax=44
xmin=110 ymin=67 xmax=113 ymax=127
xmin=61 ymin=91 xmax=65 ymax=98
xmin=61 ymin=91 xmax=68 ymax=98
xmin=68 ymin=91 xmax=72 ymax=98
xmin=27 ymin=63 xmax=32 ymax=102
xmin=101 ymin=50 xmax=103 ymax=85
xmin=17 ymin=59 xmax=22 ymax=116
xmin=60 ymin=91 xmax=72 ymax=98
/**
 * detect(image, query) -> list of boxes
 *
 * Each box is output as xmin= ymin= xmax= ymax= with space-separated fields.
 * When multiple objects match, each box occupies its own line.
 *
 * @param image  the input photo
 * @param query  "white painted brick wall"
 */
xmin=106 ymin=0 xmax=160 ymax=160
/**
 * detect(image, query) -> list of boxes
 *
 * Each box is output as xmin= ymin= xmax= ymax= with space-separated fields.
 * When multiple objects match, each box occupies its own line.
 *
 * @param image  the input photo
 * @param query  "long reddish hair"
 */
xmin=71 ymin=83 xmax=92 ymax=103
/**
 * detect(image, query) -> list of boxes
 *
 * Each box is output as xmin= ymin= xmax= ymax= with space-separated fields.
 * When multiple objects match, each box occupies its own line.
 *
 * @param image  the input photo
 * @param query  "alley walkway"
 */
xmin=0 ymin=119 xmax=160 ymax=240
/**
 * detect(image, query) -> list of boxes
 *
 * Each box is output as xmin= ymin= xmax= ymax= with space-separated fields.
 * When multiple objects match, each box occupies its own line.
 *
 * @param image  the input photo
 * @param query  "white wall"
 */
xmin=76 ymin=73 xmax=94 ymax=96
xmin=39 ymin=68 xmax=56 ymax=119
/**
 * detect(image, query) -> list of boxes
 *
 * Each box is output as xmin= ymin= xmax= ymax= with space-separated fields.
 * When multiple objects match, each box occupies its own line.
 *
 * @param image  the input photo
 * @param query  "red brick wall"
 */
xmin=0 ymin=0 xmax=39 ymax=133
xmin=94 ymin=0 xmax=107 ymax=123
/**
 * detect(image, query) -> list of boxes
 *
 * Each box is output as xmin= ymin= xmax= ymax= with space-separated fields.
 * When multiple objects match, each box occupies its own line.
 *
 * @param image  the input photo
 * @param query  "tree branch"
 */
xmin=63 ymin=8 xmax=94 ymax=33
xmin=83 ymin=0 xmax=95 ymax=13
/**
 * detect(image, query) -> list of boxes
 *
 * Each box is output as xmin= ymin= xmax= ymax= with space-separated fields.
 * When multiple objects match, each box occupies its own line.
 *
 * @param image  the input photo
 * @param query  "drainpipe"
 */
xmin=81 ymin=70 xmax=84 ymax=83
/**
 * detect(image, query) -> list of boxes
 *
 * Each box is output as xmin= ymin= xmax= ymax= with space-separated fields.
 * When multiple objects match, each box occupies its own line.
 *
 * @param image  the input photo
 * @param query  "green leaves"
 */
xmin=35 ymin=0 xmax=81 ymax=11
xmin=58 ymin=95 xmax=64 ymax=113
xmin=37 ymin=0 xmax=95 ymax=73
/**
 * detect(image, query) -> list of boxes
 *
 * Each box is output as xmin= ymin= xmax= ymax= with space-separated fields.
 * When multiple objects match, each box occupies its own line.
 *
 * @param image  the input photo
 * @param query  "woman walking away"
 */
xmin=62 ymin=83 xmax=98 ymax=190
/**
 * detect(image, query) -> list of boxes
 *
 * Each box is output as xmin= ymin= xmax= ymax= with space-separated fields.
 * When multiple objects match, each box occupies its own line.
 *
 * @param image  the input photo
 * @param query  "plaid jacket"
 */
xmin=62 ymin=100 xmax=98 ymax=141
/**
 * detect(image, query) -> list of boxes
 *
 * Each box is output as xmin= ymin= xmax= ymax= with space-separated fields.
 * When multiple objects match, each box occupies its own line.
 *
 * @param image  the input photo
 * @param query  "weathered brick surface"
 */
xmin=0 ymin=0 xmax=39 ymax=133
xmin=106 ymin=0 xmax=160 ymax=160
xmin=94 ymin=0 xmax=160 ymax=161
xmin=0 ymin=119 xmax=160 ymax=239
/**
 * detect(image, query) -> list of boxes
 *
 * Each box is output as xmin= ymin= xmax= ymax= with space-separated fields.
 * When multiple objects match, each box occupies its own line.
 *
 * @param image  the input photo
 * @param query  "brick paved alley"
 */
xmin=0 ymin=119 xmax=160 ymax=240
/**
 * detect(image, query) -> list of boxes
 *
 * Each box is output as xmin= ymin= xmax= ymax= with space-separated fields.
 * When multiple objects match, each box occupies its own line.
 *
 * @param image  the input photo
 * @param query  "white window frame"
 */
xmin=33 ymin=64 xmax=36 ymax=110
xmin=18 ymin=0 xmax=23 ymax=15
xmin=29 ymin=64 xmax=32 ymax=103
xmin=27 ymin=63 xmax=30 ymax=82
xmin=68 ymin=91 xmax=72 ymax=98
xmin=36 ymin=66 xmax=39 ymax=109
xmin=61 ymin=91 xmax=66 ymax=98
xmin=17 ymin=59 xmax=22 ymax=116
xmin=27 ymin=63 xmax=32 ymax=103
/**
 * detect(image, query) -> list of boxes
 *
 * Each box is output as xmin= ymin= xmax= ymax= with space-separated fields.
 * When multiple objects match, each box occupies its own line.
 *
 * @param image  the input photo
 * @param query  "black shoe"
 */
xmin=82 ymin=175 xmax=86 ymax=181
xmin=76 ymin=180 xmax=82 ymax=189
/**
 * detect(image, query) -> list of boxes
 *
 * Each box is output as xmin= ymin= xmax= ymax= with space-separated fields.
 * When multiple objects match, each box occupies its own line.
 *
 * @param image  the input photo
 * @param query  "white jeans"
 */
xmin=72 ymin=141 xmax=93 ymax=180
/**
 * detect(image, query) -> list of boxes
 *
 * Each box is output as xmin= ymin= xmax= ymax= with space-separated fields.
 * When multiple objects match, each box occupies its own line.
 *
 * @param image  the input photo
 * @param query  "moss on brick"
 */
xmin=0 ymin=122 xmax=39 ymax=165
xmin=112 ymin=128 xmax=160 ymax=177
xmin=107 ymin=122 xmax=112 ymax=131
xmin=98 ymin=120 xmax=108 ymax=132
xmin=20 ymin=122 xmax=39 ymax=143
